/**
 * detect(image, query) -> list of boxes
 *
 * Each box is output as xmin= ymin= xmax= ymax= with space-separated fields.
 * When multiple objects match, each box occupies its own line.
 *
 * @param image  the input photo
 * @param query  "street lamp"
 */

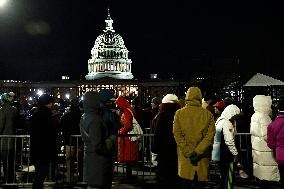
xmin=0 ymin=0 xmax=8 ymax=8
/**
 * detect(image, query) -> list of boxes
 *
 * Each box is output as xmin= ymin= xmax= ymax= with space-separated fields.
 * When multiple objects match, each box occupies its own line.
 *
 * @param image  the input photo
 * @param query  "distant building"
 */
xmin=85 ymin=8 xmax=134 ymax=80
xmin=0 ymin=9 xmax=227 ymax=105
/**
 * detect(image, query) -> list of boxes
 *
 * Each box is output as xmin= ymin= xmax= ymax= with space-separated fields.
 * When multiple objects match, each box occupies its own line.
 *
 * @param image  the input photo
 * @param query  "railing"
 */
xmin=0 ymin=135 xmax=31 ymax=185
xmin=0 ymin=133 xmax=253 ymax=187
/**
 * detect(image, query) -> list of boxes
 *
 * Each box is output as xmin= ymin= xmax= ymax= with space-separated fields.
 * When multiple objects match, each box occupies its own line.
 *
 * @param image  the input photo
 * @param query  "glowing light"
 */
xmin=37 ymin=90 xmax=43 ymax=96
xmin=65 ymin=93 xmax=70 ymax=99
xmin=0 ymin=0 xmax=8 ymax=8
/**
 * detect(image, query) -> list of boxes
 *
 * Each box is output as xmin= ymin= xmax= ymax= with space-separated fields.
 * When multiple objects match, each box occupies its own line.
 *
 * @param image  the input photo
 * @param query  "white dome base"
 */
xmin=85 ymin=71 xmax=134 ymax=80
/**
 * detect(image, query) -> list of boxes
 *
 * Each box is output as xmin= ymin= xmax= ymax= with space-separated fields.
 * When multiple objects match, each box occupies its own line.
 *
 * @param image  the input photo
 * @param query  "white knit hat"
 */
xmin=162 ymin=94 xmax=178 ymax=103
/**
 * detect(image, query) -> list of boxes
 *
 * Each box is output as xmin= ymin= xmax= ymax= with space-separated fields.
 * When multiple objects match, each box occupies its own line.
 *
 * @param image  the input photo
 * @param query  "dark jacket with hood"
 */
xmin=152 ymin=103 xmax=180 ymax=180
xmin=80 ymin=91 xmax=116 ymax=187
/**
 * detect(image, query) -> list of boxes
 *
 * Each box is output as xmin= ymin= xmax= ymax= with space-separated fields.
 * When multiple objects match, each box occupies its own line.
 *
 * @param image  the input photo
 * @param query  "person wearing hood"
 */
xmin=250 ymin=95 xmax=280 ymax=186
xmin=0 ymin=92 xmax=18 ymax=183
xmin=115 ymin=95 xmax=138 ymax=180
xmin=80 ymin=91 xmax=117 ymax=189
xmin=99 ymin=89 xmax=122 ymax=163
xmin=212 ymin=104 xmax=241 ymax=188
xmin=173 ymin=87 xmax=215 ymax=189
xmin=99 ymin=89 xmax=122 ymax=135
xmin=30 ymin=93 xmax=56 ymax=189
xmin=152 ymin=94 xmax=180 ymax=188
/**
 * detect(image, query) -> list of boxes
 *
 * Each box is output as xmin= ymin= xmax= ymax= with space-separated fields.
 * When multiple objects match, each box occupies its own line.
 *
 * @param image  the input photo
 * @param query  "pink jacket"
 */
xmin=267 ymin=113 xmax=284 ymax=164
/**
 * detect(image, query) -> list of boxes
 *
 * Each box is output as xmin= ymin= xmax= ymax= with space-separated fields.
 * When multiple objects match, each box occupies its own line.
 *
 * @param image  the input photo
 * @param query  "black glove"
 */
xmin=189 ymin=152 xmax=199 ymax=166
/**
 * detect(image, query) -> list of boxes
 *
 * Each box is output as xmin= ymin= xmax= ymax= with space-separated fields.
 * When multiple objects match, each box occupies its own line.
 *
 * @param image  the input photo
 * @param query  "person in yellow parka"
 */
xmin=173 ymin=87 xmax=215 ymax=189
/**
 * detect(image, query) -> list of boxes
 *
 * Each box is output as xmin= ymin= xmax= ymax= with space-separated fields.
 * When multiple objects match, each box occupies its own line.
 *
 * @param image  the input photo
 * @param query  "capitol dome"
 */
xmin=86 ymin=9 xmax=134 ymax=80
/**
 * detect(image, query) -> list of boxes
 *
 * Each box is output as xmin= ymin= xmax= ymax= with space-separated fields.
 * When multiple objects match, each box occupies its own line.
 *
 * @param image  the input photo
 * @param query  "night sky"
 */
xmin=0 ymin=0 xmax=283 ymax=81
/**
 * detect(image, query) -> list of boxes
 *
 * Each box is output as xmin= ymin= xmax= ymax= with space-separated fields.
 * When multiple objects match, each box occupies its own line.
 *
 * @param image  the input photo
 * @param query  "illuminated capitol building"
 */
xmin=0 ymin=9 xmax=192 ymax=103
xmin=1 ymin=9 xmax=275 ymax=104
xmin=86 ymin=9 xmax=134 ymax=80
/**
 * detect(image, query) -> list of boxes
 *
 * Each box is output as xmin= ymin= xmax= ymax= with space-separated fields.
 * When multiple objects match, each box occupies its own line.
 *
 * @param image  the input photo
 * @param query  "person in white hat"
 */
xmin=152 ymin=93 xmax=180 ymax=188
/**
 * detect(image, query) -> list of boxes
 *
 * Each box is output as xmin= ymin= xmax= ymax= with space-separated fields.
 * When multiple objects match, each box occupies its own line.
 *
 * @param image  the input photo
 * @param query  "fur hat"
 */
xmin=38 ymin=94 xmax=54 ymax=106
xmin=162 ymin=94 xmax=178 ymax=103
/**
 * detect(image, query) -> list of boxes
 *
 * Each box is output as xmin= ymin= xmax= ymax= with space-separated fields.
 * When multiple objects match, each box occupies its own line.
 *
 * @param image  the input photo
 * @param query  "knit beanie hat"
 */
xmin=38 ymin=93 xmax=54 ymax=106
xmin=162 ymin=94 xmax=178 ymax=103
xmin=99 ymin=89 xmax=115 ymax=103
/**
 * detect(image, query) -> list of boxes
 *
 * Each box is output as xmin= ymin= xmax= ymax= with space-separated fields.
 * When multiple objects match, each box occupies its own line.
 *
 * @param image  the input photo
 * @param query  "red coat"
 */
xmin=115 ymin=96 xmax=137 ymax=162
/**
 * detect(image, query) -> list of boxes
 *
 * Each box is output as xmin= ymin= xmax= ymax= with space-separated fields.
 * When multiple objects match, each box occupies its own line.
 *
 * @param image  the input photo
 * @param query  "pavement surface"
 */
xmin=1 ymin=179 xmax=282 ymax=189
xmin=1 ymin=165 xmax=282 ymax=188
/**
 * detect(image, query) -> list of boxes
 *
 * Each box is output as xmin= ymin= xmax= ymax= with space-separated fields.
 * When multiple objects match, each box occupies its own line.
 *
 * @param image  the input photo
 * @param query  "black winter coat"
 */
xmin=152 ymin=104 xmax=179 ymax=179
xmin=30 ymin=106 xmax=57 ymax=164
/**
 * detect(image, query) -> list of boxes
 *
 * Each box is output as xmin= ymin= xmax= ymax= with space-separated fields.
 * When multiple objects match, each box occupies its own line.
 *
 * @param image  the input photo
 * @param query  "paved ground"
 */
xmin=1 ymin=166 xmax=282 ymax=188
xmin=1 ymin=179 xmax=282 ymax=189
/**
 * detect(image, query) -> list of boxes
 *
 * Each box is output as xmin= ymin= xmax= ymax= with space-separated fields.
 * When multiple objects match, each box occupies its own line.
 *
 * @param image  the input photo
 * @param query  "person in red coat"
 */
xmin=115 ymin=96 xmax=138 ymax=179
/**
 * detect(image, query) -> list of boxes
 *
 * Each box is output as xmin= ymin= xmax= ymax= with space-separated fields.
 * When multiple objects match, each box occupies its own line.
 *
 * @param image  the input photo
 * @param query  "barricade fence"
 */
xmin=0 ymin=133 xmax=252 ymax=186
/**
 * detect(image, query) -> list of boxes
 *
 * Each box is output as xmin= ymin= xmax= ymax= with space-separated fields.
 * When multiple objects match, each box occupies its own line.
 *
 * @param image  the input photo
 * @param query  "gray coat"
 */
xmin=80 ymin=92 xmax=116 ymax=187
xmin=0 ymin=103 xmax=18 ymax=150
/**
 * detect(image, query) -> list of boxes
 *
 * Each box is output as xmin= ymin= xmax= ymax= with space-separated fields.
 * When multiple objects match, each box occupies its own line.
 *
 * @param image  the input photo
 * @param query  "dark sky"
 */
xmin=0 ymin=0 xmax=283 ymax=81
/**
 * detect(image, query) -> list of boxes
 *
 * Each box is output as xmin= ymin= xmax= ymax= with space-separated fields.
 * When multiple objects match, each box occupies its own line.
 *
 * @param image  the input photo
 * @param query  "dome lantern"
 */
xmin=104 ymin=7 xmax=114 ymax=32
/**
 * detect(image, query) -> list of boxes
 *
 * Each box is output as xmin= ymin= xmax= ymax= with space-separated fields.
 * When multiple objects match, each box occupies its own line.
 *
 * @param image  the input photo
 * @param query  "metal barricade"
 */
xmin=208 ymin=133 xmax=253 ymax=181
xmin=0 ymin=135 xmax=31 ymax=185
xmin=0 ymin=133 xmax=254 ymax=186
xmin=69 ymin=133 xmax=157 ymax=184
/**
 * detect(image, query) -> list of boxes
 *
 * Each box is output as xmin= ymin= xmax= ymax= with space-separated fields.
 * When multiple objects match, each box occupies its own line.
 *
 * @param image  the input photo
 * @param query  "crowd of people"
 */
xmin=0 ymin=87 xmax=284 ymax=189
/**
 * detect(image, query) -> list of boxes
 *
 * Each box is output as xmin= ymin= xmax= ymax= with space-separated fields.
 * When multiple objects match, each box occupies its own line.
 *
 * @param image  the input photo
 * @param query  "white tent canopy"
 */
xmin=244 ymin=73 xmax=284 ymax=87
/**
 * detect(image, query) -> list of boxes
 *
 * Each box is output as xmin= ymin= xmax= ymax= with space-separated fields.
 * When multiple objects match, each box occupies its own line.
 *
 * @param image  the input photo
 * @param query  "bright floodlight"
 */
xmin=65 ymin=93 xmax=70 ymax=100
xmin=0 ymin=0 xmax=8 ymax=8
xmin=37 ymin=90 xmax=43 ymax=96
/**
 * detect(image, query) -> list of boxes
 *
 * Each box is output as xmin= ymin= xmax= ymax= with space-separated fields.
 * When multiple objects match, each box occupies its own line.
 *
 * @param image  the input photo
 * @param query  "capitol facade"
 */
xmin=85 ymin=9 xmax=134 ymax=80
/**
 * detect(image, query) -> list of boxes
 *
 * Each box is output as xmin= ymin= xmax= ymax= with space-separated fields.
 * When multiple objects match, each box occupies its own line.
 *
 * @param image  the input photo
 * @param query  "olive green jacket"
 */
xmin=173 ymin=87 xmax=215 ymax=181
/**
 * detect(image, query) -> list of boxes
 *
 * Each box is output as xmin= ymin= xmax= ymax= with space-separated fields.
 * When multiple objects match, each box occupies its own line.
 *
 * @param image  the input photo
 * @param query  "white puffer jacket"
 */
xmin=212 ymin=104 xmax=240 ymax=161
xmin=250 ymin=95 xmax=279 ymax=181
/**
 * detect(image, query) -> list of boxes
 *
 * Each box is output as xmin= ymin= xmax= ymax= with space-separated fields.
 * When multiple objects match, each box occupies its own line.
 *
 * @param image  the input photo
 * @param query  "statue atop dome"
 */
xmin=85 ymin=8 xmax=134 ymax=80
